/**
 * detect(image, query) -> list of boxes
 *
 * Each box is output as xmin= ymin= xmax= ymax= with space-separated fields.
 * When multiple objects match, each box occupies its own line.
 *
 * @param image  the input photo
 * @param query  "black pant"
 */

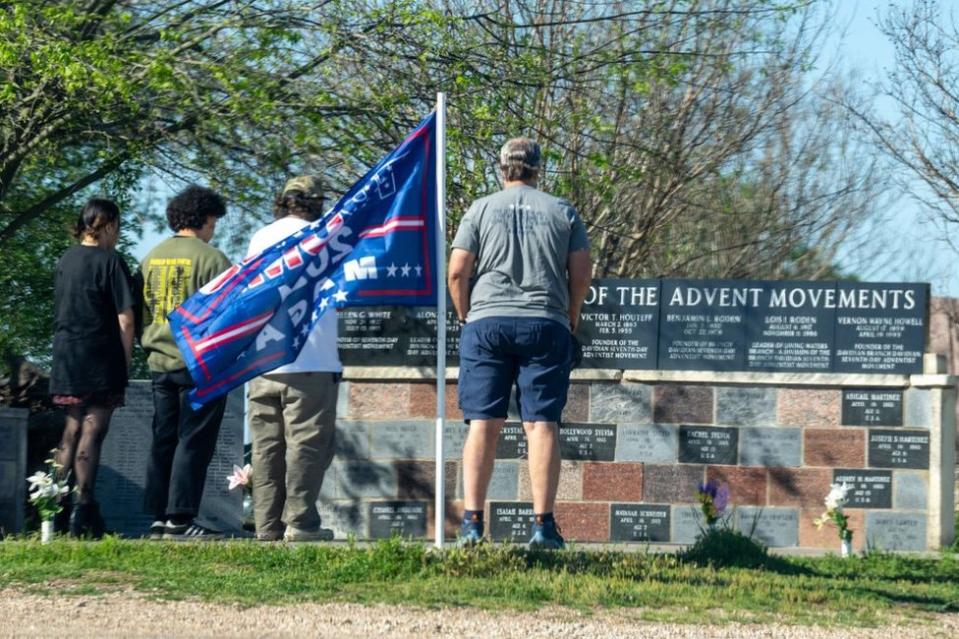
xmin=144 ymin=369 xmax=227 ymax=520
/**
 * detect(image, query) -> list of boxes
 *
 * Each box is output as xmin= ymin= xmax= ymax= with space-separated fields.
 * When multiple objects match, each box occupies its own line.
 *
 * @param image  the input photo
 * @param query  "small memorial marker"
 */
xmin=609 ymin=503 xmax=671 ymax=542
xmin=558 ymin=423 xmax=617 ymax=461
xmin=679 ymin=426 xmax=738 ymax=465
xmin=488 ymin=501 xmax=535 ymax=542
xmin=842 ymin=390 xmax=903 ymax=427
xmin=615 ymin=424 xmax=678 ymax=463
xmin=367 ymin=501 xmax=427 ymax=538
xmin=735 ymin=507 xmax=799 ymax=547
xmin=738 ymin=428 xmax=801 ymax=467
xmin=495 ymin=422 xmax=528 ymax=459
xmin=868 ymin=429 xmax=930 ymax=469
xmin=671 ymin=505 xmax=706 ymax=544
xmin=866 ymin=512 xmax=926 ymax=551
xmin=832 ymin=469 xmax=892 ymax=508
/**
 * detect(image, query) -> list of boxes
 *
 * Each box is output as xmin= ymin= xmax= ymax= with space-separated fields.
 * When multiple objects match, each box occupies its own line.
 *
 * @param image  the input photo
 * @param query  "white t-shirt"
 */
xmin=246 ymin=216 xmax=342 ymax=374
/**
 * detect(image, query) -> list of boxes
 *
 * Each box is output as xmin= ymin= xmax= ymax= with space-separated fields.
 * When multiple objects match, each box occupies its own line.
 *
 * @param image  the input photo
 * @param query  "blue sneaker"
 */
xmin=528 ymin=518 xmax=565 ymax=550
xmin=456 ymin=520 xmax=484 ymax=547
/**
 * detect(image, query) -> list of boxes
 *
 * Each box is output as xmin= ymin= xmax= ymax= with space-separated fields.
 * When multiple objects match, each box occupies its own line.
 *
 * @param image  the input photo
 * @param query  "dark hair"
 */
xmin=166 ymin=184 xmax=227 ymax=232
xmin=72 ymin=197 xmax=120 ymax=240
xmin=273 ymin=191 xmax=325 ymax=221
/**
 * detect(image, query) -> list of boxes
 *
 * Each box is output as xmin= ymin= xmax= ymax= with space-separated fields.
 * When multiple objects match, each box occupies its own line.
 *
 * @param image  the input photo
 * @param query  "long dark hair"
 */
xmin=72 ymin=198 xmax=121 ymax=240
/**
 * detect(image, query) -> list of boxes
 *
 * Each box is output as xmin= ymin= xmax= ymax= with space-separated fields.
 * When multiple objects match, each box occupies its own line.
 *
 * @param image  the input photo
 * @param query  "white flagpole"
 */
xmin=434 ymin=92 xmax=447 ymax=549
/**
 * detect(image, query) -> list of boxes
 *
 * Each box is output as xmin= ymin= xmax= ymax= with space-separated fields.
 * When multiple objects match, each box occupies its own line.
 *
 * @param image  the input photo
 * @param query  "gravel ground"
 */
xmin=0 ymin=588 xmax=956 ymax=638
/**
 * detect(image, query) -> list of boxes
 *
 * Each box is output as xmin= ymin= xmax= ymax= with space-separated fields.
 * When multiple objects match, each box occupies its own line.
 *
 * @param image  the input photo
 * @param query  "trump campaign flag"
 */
xmin=169 ymin=112 xmax=438 ymax=407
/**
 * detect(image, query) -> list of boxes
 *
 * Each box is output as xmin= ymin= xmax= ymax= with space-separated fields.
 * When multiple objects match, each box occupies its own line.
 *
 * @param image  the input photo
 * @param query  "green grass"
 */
xmin=0 ymin=535 xmax=957 ymax=627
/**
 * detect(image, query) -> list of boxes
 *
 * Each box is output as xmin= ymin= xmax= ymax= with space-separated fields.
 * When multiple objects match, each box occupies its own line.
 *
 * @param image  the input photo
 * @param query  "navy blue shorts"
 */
xmin=457 ymin=316 xmax=572 ymax=422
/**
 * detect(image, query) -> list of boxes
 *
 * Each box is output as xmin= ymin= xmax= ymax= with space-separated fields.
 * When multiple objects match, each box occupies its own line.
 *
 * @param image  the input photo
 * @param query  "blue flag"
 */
xmin=170 ymin=113 xmax=438 ymax=407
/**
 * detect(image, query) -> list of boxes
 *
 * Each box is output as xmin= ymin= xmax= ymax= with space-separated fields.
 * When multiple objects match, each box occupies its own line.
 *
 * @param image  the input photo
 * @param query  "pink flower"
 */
xmin=227 ymin=464 xmax=252 ymax=491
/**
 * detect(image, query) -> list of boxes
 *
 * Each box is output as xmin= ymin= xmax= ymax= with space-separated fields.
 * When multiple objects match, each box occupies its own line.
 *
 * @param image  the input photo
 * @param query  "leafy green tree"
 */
xmin=0 ymin=0 xmax=883 ymax=369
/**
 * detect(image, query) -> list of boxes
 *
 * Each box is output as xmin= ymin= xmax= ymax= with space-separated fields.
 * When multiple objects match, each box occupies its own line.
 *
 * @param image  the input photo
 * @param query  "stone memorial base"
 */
xmin=316 ymin=366 xmax=956 ymax=551
xmin=96 ymin=382 xmax=244 ymax=537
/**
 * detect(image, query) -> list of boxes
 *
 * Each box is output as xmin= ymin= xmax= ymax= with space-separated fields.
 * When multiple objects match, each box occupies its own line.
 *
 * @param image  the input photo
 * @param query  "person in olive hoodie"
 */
xmin=139 ymin=185 xmax=231 ymax=540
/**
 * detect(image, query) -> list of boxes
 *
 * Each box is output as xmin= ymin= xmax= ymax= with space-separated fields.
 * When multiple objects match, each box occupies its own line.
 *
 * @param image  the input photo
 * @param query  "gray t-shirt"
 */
xmin=451 ymin=184 xmax=590 ymax=326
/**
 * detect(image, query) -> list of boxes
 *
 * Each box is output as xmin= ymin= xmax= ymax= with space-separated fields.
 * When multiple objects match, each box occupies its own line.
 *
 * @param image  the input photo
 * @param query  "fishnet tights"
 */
xmin=55 ymin=406 xmax=112 ymax=504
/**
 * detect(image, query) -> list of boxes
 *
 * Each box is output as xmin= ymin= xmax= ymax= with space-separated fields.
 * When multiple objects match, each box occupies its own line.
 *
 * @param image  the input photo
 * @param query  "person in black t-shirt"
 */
xmin=50 ymin=198 xmax=136 ymax=538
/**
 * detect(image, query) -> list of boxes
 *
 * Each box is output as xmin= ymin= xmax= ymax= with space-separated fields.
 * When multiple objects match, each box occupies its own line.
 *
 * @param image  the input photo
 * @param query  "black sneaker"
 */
xmin=162 ymin=521 xmax=224 ymax=541
xmin=148 ymin=520 xmax=167 ymax=540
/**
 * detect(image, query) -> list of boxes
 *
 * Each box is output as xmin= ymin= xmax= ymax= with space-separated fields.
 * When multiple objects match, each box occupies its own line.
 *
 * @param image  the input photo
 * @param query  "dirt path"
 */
xmin=0 ymin=588 xmax=955 ymax=638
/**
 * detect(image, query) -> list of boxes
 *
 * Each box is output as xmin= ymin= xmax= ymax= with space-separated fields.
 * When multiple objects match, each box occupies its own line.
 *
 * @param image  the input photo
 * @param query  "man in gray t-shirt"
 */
xmin=448 ymin=137 xmax=592 ymax=549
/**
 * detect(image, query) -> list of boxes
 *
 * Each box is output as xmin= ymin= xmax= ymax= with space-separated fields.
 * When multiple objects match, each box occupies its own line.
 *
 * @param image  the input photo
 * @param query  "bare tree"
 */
xmin=852 ymin=0 xmax=959 ymax=235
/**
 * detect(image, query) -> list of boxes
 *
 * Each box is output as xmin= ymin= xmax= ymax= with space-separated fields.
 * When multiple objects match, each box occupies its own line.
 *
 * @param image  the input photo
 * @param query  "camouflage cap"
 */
xmin=282 ymin=175 xmax=323 ymax=198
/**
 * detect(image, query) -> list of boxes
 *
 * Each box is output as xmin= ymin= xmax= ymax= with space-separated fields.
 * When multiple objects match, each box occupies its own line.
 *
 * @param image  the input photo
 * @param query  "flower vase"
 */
xmin=41 ymin=519 xmax=54 ymax=544
xmin=840 ymin=538 xmax=852 ymax=557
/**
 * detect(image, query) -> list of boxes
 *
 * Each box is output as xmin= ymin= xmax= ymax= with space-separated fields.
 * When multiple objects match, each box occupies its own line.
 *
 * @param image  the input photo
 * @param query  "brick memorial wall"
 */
xmin=317 ymin=278 xmax=956 ymax=550
xmin=319 ymin=373 xmax=955 ymax=550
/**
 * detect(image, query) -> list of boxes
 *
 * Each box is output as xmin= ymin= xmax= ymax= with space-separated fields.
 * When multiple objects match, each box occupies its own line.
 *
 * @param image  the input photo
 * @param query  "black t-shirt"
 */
xmin=50 ymin=245 xmax=135 ymax=395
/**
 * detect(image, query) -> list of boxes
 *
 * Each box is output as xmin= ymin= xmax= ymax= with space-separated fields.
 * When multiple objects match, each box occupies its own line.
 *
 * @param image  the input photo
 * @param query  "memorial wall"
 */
xmin=318 ymin=278 xmax=955 ymax=551
xmin=338 ymin=278 xmax=929 ymax=374
xmin=4 ymin=278 xmax=951 ymax=550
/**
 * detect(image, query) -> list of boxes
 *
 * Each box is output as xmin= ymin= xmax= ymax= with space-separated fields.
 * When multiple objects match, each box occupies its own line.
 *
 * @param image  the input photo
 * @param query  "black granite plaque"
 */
xmin=368 ymin=501 xmax=427 ymax=538
xmin=488 ymin=501 xmax=535 ymax=542
xmin=868 ymin=429 xmax=930 ymax=469
xmin=610 ymin=503 xmax=671 ymax=542
xmin=338 ymin=304 xmax=460 ymax=366
xmin=97 ymin=383 xmax=244 ymax=537
xmin=679 ymin=426 xmax=738 ymax=465
xmin=744 ymin=281 xmax=835 ymax=372
xmin=832 ymin=469 xmax=892 ymax=508
xmin=658 ymin=279 xmax=756 ymax=371
xmin=495 ymin=422 xmax=528 ymax=459
xmin=842 ymin=390 xmax=903 ymax=427
xmin=559 ymin=423 xmax=617 ymax=461
xmin=578 ymin=278 xmax=660 ymax=369
xmin=338 ymin=278 xmax=927 ymax=375
xmin=0 ymin=408 xmax=27 ymax=535
xmin=833 ymin=282 xmax=928 ymax=374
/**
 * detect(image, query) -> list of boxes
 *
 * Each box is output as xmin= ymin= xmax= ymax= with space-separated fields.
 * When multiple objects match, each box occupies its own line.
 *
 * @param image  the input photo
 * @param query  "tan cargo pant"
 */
xmin=247 ymin=372 xmax=338 ymax=534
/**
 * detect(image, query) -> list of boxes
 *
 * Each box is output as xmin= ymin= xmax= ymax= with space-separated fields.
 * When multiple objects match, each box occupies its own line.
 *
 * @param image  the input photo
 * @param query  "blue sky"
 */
xmin=829 ymin=1 xmax=958 ymax=296
xmin=134 ymin=1 xmax=957 ymax=295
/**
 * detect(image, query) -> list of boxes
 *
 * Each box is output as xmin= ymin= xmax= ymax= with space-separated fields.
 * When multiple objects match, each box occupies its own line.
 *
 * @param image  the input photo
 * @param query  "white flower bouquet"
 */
xmin=27 ymin=452 xmax=72 ymax=542
xmin=813 ymin=482 xmax=853 ymax=556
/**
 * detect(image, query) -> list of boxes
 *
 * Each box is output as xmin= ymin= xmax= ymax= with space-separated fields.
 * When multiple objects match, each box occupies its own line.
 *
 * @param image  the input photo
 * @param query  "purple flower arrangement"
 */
xmin=696 ymin=480 xmax=730 ymax=527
